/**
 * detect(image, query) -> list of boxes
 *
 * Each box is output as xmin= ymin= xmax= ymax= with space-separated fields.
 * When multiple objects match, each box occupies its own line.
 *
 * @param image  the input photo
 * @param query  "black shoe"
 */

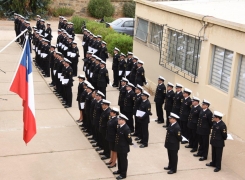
xmin=158 ymin=121 xmax=164 ymax=124
xmin=113 ymin=171 xmax=120 ymax=175
xmin=106 ymin=162 xmax=112 ymax=165
xmin=155 ymin=119 xmax=158 ymax=122
xmin=95 ymin=148 xmax=102 ymax=151
xmin=88 ymin=138 xmax=94 ymax=140
xmin=64 ymin=105 xmax=70 ymax=108
xmin=135 ymin=137 xmax=140 ymax=141
xmin=99 ymin=152 xmax=105 ymax=155
xmin=139 ymin=144 xmax=148 ymax=148
xmin=206 ymin=163 xmax=215 ymax=167
xmin=181 ymin=141 xmax=188 ymax=144
xmin=167 ymin=170 xmax=176 ymax=174
xmin=163 ymin=125 xmax=167 ymax=128
xmin=164 ymin=167 xmax=170 ymax=170
xmin=108 ymin=163 xmax=116 ymax=168
xmin=193 ymin=154 xmax=201 ymax=157
xmin=92 ymin=144 xmax=98 ymax=147
xmin=185 ymin=145 xmax=192 ymax=148
xmin=90 ymin=141 xmax=96 ymax=143
xmin=199 ymin=157 xmax=207 ymax=161
xmin=112 ymin=85 xmax=118 ymax=87
xmin=85 ymin=133 xmax=91 ymax=137
xmin=214 ymin=168 xmax=220 ymax=172
xmin=116 ymin=175 xmax=125 ymax=179
xmin=190 ymin=149 xmax=197 ymax=152
xmin=101 ymin=156 xmax=109 ymax=160
xmin=137 ymin=141 xmax=143 ymax=144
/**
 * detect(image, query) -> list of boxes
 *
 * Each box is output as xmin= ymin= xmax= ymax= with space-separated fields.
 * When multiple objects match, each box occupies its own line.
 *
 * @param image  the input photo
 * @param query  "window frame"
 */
xmin=135 ymin=18 xmax=148 ymax=42
xmin=235 ymin=54 xmax=245 ymax=101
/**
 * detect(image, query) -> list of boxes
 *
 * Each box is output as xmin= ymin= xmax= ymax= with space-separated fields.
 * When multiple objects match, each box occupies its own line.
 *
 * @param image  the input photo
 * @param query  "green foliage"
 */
xmin=123 ymin=1 xmax=136 ymax=18
xmin=104 ymin=16 xmax=115 ymax=23
xmin=53 ymin=7 xmax=75 ymax=17
xmin=70 ymin=16 xmax=133 ymax=55
xmin=88 ymin=0 xmax=115 ymax=19
xmin=0 ymin=0 xmax=51 ymax=18
xmin=105 ymin=33 xmax=133 ymax=55
xmin=70 ymin=16 xmax=89 ymax=34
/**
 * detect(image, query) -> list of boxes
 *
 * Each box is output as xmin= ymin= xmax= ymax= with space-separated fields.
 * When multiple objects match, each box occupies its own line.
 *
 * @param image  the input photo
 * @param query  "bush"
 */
xmin=105 ymin=33 xmax=133 ymax=55
xmin=123 ymin=1 xmax=136 ymax=18
xmin=70 ymin=16 xmax=89 ymax=34
xmin=88 ymin=0 xmax=115 ymax=19
xmin=0 ymin=0 xmax=51 ymax=18
xmin=53 ymin=7 xmax=75 ymax=17
xmin=104 ymin=16 xmax=115 ymax=23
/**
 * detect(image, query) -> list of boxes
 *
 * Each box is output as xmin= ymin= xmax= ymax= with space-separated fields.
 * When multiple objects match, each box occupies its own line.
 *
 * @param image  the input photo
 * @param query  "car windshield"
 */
xmin=111 ymin=19 xmax=123 ymax=26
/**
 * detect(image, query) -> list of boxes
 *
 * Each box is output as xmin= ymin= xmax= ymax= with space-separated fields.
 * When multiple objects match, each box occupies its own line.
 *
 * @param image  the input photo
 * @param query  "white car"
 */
xmin=106 ymin=18 xmax=134 ymax=36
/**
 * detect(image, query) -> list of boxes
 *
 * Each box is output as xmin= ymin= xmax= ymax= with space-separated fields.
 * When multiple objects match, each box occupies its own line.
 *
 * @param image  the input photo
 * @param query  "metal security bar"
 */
xmin=159 ymin=26 xmax=202 ymax=83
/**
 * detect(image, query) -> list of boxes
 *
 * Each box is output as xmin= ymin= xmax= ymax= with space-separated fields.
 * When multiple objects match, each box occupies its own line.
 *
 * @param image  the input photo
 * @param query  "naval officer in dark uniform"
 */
xmin=113 ymin=114 xmax=133 ymax=179
xmin=179 ymin=88 xmax=192 ymax=144
xmin=163 ymin=82 xmax=175 ymax=128
xmin=62 ymin=58 xmax=73 ymax=108
xmin=164 ymin=112 xmax=182 ymax=174
xmin=112 ymin=47 xmax=120 ymax=87
xmin=206 ymin=111 xmax=227 ymax=172
xmin=172 ymin=83 xmax=183 ymax=117
xmin=194 ymin=99 xmax=213 ymax=161
xmin=186 ymin=96 xmax=202 ymax=152
xmin=154 ymin=76 xmax=166 ymax=124
xmin=97 ymin=60 xmax=109 ymax=98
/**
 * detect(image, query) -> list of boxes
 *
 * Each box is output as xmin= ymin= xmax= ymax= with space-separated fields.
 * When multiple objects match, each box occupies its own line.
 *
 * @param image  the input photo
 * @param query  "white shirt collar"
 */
xmin=171 ymin=122 xmax=177 ymax=126
xmin=120 ymin=123 xmax=125 ymax=128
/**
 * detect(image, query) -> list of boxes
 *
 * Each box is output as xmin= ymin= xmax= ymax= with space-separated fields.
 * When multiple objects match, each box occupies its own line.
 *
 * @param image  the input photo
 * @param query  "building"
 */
xmin=133 ymin=0 xmax=245 ymax=140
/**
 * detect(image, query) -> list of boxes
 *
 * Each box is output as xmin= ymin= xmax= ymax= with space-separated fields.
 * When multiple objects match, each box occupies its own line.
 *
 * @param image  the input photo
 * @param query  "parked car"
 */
xmin=106 ymin=18 xmax=134 ymax=36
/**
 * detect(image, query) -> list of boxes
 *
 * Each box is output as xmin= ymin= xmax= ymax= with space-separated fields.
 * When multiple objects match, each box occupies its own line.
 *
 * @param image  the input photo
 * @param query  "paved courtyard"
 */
xmin=0 ymin=20 xmax=244 ymax=180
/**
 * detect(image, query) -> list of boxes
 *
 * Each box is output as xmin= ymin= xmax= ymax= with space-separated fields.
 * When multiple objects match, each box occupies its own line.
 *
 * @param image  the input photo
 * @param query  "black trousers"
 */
xmin=117 ymin=153 xmax=128 ymax=178
xmin=65 ymin=86 xmax=72 ymax=107
xmin=124 ymin=111 xmax=134 ymax=133
xmin=113 ymin=69 xmax=119 ymax=86
xmin=83 ymin=46 xmax=88 ymax=58
xmin=71 ymin=61 xmax=78 ymax=76
xmin=211 ymin=146 xmax=223 ymax=170
xmin=86 ymin=111 xmax=92 ymax=133
xmin=167 ymin=149 xmax=178 ymax=172
xmin=134 ymin=116 xmax=141 ymax=137
xmin=156 ymin=102 xmax=164 ymax=122
xmin=197 ymin=135 xmax=209 ymax=158
xmin=188 ymin=128 xmax=198 ymax=150
xmin=140 ymin=122 xmax=149 ymax=146
xmin=165 ymin=111 xmax=171 ymax=127
xmin=50 ymin=66 xmax=55 ymax=85
xmin=180 ymin=120 xmax=189 ymax=140
xmin=96 ymin=126 xmax=103 ymax=148
xmin=100 ymin=128 xmax=110 ymax=157
xmin=44 ymin=60 xmax=50 ymax=77
xmin=119 ymin=106 xmax=124 ymax=115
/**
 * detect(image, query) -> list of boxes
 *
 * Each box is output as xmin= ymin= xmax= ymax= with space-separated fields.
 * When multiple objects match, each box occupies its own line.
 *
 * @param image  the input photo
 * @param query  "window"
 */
xmin=236 ymin=55 xmax=245 ymax=101
xmin=111 ymin=19 xmax=123 ymax=26
xmin=150 ymin=23 xmax=162 ymax=45
xmin=123 ymin=21 xmax=134 ymax=27
xmin=210 ymin=46 xmax=233 ymax=92
xmin=167 ymin=29 xmax=201 ymax=75
xmin=135 ymin=18 xmax=148 ymax=42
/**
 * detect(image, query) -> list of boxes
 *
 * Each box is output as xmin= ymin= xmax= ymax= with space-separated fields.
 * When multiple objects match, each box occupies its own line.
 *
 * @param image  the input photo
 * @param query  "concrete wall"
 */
xmin=134 ymin=1 xmax=245 ymax=140
xmin=51 ymin=0 xmax=132 ymax=16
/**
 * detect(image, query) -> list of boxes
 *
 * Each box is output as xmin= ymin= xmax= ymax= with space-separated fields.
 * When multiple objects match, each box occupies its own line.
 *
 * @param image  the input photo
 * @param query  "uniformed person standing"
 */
xmin=164 ymin=113 xmax=182 ymax=174
xmin=163 ymin=82 xmax=175 ymax=128
xmin=112 ymin=47 xmax=120 ymax=87
xmin=70 ymin=42 xmax=80 ymax=76
xmin=172 ymin=83 xmax=184 ymax=117
xmin=194 ymin=99 xmax=213 ymax=161
xmin=125 ymin=52 xmax=133 ymax=80
xmin=129 ymin=56 xmax=138 ymax=85
xmin=91 ymin=57 xmax=101 ymax=90
xmin=97 ymin=60 xmax=109 ymax=98
xmin=45 ymin=23 xmax=52 ymax=44
xmin=113 ymin=114 xmax=133 ymax=180
xmin=106 ymin=108 xmax=120 ymax=168
xmin=206 ymin=111 xmax=227 ymax=172
xmin=135 ymin=60 xmax=147 ymax=86
xmin=62 ymin=58 xmax=74 ymax=108
xmin=99 ymin=100 xmax=111 ymax=160
xmin=123 ymin=83 xmax=136 ymax=133
xmin=84 ymin=84 xmax=94 ymax=137
xmin=132 ymin=84 xmax=143 ymax=138
xmin=49 ymin=45 xmax=56 ymax=86
xmin=179 ymin=88 xmax=192 ymax=144
xmin=154 ymin=76 xmax=166 ymax=124
xmin=136 ymin=90 xmax=152 ymax=148
xmin=76 ymin=75 xmax=85 ymax=122
xmin=118 ymin=53 xmax=127 ymax=85
xmin=39 ymin=19 xmax=46 ymax=36
xmin=36 ymin=15 xmax=41 ymax=30
xmin=14 ymin=13 xmax=19 ymax=39
xmin=118 ymin=78 xmax=128 ymax=114
xmin=186 ymin=96 xmax=202 ymax=152
xmin=99 ymin=41 xmax=109 ymax=62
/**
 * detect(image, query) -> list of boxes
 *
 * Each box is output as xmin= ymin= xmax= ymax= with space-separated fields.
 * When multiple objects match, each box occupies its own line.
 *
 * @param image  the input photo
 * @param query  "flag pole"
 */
xmin=0 ymin=29 xmax=28 ymax=54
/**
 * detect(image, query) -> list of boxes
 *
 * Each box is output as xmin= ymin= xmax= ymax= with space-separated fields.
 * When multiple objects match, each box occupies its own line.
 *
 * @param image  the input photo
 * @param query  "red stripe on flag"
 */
xmin=10 ymin=65 xmax=27 ymax=101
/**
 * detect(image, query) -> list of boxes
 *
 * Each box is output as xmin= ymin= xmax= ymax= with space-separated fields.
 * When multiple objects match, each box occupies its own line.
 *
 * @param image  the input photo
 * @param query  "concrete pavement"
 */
xmin=0 ymin=20 xmax=244 ymax=180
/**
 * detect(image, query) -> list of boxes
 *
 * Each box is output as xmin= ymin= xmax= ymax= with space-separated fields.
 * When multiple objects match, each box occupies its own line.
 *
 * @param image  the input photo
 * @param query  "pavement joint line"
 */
xmin=0 ymin=125 xmax=77 ymax=132
xmin=0 ymin=148 xmax=95 ymax=158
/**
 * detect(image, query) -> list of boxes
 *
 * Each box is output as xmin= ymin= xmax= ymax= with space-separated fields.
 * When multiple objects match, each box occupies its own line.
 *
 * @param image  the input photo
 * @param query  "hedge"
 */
xmin=123 ymin=1 xmax=136 ymax=18
xmin=71 ymin=16 xmax=133 ymax=55
xmin=88 ymin=0 xmax=115 ymax=19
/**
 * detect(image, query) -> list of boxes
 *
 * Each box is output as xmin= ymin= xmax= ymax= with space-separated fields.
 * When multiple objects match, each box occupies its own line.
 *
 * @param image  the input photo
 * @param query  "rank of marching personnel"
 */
xmin=13 ymin=13 xmax=228 ymax=179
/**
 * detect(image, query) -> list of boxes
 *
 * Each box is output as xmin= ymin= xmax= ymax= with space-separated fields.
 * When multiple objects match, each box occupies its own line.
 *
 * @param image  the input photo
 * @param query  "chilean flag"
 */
xmin=10 ymin=37 xmax=36 ymax=144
